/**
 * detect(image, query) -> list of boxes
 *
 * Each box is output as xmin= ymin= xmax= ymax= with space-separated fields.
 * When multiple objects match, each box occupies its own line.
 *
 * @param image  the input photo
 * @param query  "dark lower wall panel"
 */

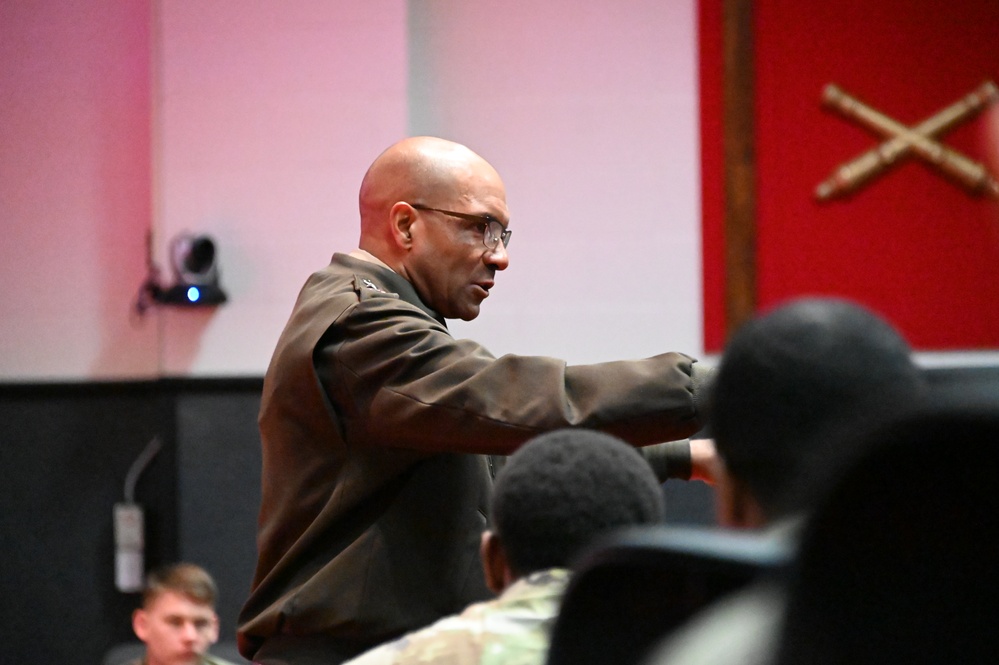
xmin=177 ymin=391 xmax=263 ymax=644
xmin=0 ymin=367 xmax=994 ymax=664
xmin=0 ymin=379 xmax=262 ymax=665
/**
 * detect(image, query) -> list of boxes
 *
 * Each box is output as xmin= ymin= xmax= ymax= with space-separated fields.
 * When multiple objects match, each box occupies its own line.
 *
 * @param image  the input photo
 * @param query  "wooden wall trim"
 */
xmin=722 ymin=0 xmax=757 ymax=338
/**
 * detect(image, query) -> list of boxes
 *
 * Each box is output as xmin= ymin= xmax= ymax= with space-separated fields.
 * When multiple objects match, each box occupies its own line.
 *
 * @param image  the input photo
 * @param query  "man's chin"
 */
xmin=173 ymin=650 xmax=205 ymax=665
xmin=449 ymin=299 xmax=482 ymax=321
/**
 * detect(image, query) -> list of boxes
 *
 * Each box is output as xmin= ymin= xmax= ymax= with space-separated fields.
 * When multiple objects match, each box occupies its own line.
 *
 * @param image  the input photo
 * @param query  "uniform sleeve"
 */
xmin=316 ymin=294 xmax=707 ymax=455
xmin=641 ymin=440 xmax=693 ymax=482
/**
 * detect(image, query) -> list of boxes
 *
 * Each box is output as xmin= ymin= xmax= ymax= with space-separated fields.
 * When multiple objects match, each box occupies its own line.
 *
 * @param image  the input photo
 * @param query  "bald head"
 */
xmin=356 ymin=137 xmax=511 ymax=320
xmin=359 ymin=137 xmax=503 ymax=241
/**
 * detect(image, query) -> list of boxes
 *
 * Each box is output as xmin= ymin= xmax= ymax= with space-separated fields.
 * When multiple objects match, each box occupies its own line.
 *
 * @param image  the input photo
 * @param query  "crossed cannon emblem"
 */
xmin=816 ymin=81 xmax=999 ymax=201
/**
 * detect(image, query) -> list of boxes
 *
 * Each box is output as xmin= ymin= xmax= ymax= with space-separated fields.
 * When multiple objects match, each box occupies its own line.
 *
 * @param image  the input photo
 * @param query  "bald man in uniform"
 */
xmin=237 ymin=136 xmax=716 ymax=665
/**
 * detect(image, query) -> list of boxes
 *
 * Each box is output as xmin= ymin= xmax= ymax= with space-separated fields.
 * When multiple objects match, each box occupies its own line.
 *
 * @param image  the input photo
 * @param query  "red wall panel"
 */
xmin=699 ymin=0 xmax=726 ymax=352
xmin=702 ymin=0 xmax=999 ymax=350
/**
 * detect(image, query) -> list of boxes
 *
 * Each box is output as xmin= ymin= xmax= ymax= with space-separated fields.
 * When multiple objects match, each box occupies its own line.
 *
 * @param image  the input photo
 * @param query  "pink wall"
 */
xmin=153 ymin=1 xmax=408 ymax=375
xmin=0 ymin=1 xmax=410 ymax=380
xmin=0 ymin=0 xmax=157 ymax=379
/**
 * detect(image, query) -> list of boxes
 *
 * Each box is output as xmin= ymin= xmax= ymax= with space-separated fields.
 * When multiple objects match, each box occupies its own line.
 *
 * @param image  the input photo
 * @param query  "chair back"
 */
xmin=545 ymin=526 xmax=791 ymax=665
xmin=775 ymin=401 xmax=999 ymax=665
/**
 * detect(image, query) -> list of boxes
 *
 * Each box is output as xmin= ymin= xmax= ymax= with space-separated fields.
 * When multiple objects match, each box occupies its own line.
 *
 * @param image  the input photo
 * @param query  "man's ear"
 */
xmin=716 ymin=467 xmax=767 ymax=529
xmin=208 ymin=611 xmax=220 ymax=645
xmin=132 ymin=608 xmax=149 ymax=642
xmin=388 ymin=201 xmax=416 ymax=249
xmin=480 ymin=530 xmax=510 ymax=594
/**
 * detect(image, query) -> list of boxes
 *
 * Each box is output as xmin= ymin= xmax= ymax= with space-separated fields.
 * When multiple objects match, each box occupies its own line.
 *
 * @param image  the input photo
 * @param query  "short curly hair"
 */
xmin=491 ymin=428 xmax=666 ymax=577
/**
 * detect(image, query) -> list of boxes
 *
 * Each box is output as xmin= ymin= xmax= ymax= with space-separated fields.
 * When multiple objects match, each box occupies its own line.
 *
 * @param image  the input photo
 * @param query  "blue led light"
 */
xmin=187 ymin=286 xmax=201 ymax=302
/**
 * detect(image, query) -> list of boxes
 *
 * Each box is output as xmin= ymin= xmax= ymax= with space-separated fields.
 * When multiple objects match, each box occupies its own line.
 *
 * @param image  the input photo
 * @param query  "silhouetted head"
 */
xmin=709 ymin=297 xmax=926 ymax=525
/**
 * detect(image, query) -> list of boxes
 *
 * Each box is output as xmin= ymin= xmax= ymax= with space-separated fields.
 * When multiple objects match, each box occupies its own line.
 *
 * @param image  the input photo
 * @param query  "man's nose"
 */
xmin=180 ymin=622 xmax=199 ymax=641
xmin=485 ymin=242 xmax=509 ymax=270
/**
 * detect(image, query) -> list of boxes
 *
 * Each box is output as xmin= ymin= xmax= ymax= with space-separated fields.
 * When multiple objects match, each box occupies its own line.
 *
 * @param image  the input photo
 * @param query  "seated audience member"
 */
xmin=342 ymin=428 xmax=668 ymax=665
xmin=708 ymin=296 xmax=927 ymax=533
xmin=130 ymin=563 xmax=238 ymax=665
xmin=640 ymin=297 xmax=928 ymax=665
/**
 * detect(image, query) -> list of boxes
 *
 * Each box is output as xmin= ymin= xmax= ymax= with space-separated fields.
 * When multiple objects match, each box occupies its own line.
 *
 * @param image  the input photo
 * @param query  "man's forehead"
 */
xmin=457 ymin=180 xmax=509 ymax=219
xmin=148 ymin=590 xmax=215 ymax=617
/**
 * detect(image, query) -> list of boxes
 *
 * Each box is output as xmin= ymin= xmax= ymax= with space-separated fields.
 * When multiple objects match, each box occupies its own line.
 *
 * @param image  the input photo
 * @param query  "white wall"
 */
xmin=0 ymin=0 xmax=705 ymax=380
xmin=409 ymin=1 xmax=703 ymax=363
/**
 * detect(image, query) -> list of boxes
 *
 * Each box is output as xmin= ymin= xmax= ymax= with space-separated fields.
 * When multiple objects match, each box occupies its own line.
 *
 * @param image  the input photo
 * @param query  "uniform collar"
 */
xmin=347 ymin=248 xmax=394 ymax=273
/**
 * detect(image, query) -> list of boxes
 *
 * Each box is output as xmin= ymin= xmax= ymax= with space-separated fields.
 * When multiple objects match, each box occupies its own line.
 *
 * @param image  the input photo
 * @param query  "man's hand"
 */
xmin=689 ymin=438 xmax=721 ymax=485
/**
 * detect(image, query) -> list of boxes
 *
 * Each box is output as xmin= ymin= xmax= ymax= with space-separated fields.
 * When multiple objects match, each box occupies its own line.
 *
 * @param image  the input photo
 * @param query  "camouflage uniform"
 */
xmin=343 ymin=569 xmax=571 ymax=665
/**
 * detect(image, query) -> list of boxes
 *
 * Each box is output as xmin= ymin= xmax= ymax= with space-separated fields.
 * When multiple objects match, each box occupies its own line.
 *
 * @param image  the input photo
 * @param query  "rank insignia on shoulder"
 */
xmin=354 ymin=275 xmax=399 ymax=301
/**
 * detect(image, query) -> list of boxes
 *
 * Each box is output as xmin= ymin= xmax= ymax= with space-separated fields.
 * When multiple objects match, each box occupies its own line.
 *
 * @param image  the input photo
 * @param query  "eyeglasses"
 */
xmin=409 ymin=204 xmax=512 ymax=250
